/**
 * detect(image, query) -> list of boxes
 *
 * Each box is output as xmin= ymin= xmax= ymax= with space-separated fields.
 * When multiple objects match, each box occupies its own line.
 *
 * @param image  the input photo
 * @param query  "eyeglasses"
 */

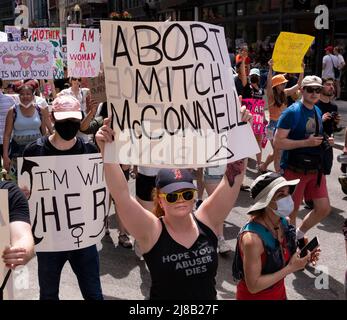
xmin=304 ymin=87 xmax=322 ymax=94
xmin=159 ymin=189 xmax=196 ymax=204
xmin=72 ymin=78 xmax=81 ymax=82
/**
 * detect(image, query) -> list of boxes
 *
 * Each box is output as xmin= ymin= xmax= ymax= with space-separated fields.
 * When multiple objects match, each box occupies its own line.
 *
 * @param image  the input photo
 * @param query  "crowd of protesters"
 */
xmin=1 ymin=41 xmax=347 ymax=300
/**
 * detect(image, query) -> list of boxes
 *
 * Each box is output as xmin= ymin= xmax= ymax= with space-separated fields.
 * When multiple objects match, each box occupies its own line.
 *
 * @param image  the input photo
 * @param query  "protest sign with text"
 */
xmin=28 ymin=28 xmax=64 ymax=79
xmin=0 ymin=190 xmax=13 ymax=300
xmin=4 ymin=26 xmax=21 ymax=42
xmin=242 ymin=98 xmax=265 ymax=135
xmin=0 ymin=42 xmax=54 ymax=80
xmin=272 ymin=32 xmax=314 ymax=73
xmin=81 ymin=72 xmax=107 ymax=104
xmin=18 ymin=155 xmax=109 ymax=252
xmin=101 ymin=21 xmax=259 ymax=167
xmin=67 ymin=28 xmax=101 ymax=78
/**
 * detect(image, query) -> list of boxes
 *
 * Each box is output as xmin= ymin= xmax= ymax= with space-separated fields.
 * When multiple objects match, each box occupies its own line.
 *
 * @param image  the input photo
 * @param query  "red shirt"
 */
xmin=236 ymin=232 xmax=291 ymax=300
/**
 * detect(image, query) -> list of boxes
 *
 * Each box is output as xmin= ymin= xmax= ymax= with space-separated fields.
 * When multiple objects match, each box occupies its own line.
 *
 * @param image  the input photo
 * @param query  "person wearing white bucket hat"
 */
xmin=232 ymin=172 xmax=320 ymax=300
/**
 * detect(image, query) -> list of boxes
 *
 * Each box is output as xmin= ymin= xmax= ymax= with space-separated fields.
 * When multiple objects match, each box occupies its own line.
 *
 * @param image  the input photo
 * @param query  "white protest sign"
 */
xmin=67 ymin=27 xmax=101 ymax=78
xmin=28 ymin=28 xmax=64 ymax=79
xmin=0 ymin=42 xmax=54 ymax=80
xmin=101 ymin=21 xmax=259 ymax=167
xmin=4 ymin=26 xmax=21 ymax=42
xmin=0 ymin=32 xmax=8 ymax=42
xmin=0 ymin=189 xmax=13 ymax=300
xmin=17 ymin=154 xmax=109 ymax=252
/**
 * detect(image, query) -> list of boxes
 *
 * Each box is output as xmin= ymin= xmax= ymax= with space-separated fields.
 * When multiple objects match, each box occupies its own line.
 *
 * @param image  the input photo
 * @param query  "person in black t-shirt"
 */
xmin=316 ymin=78 xmax=341 ymax=137
xmin=1 ymin=180 xmax=34 ymax=269
xmin=95 ymin=108 xmax=252 ymax=300
xmin=23 ymin=95 xmax=103 ymax=300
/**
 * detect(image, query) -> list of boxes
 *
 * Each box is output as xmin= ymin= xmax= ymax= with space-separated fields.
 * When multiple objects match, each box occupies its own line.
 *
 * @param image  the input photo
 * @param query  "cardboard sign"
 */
xmin=28 ymin=28 xmax=64 ymax=79
xmin=80 ymin=72 xmax=107 ymax=104
xmin=0 ymin=189 xmax=13 ymax=300
xmin=101 ymin=21 xmax=259 ymax=167
xmin=18 ymin=154 xmax=109 ymax=252
xmin=0 ymin=42 xmax=54 ymax=80
xmin=242 ymin=99 xmax=265 ymax=135
xmin=272 ymin=32 xmax=314 ymax=73
xmin=67 ymin=28 xmax=100 ymax=78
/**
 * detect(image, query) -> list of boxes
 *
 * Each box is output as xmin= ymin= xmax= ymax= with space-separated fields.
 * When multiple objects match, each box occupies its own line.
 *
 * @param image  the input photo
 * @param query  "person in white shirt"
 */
xmin=322 ymin=46 xmax=339 ymax=81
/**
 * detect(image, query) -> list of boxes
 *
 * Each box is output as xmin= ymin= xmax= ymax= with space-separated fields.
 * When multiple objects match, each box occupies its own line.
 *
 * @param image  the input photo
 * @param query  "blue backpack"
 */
xmin=232 ymin=218 xmax=296 ymax=281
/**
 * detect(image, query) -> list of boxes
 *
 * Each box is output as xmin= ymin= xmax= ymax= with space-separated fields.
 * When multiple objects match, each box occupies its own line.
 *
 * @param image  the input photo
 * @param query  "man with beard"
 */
xmin=22 ymin=95 xmax=103 ymax=300
xmin=316 ymin=78 xmax=341 ymax=137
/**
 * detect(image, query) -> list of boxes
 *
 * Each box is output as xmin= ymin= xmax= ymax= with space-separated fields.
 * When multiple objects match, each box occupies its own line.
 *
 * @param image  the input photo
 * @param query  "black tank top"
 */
xmin=143 ymin=215 xmax=218 ymax=300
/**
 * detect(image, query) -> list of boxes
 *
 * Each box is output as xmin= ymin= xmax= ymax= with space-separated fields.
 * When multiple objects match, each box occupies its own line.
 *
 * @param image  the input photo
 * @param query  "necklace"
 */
xmin=262 ymin=215 xmax=281 ymax=239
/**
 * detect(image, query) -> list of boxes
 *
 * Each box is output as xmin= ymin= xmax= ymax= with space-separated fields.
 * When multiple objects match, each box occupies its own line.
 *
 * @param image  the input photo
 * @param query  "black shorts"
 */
xmin=135 ymin=173 xmax=156 ymax=201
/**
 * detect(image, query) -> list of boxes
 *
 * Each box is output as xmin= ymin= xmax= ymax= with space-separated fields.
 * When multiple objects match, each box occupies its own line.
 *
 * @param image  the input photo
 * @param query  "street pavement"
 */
xmin=10 ymin=100 xmax=347 ymax=300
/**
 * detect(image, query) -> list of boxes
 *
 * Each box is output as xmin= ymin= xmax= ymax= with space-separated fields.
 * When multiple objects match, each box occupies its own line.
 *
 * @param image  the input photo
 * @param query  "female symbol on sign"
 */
xmin=71 ymin=226 xmax=84 ymax=247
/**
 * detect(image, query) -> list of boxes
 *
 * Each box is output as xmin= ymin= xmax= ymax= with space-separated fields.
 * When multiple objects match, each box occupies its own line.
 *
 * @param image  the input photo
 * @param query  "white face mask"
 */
xmin=20 ymin=100 xmax=34 ymax=109
xmin=272 ymin=195 xmax=294 ymax=218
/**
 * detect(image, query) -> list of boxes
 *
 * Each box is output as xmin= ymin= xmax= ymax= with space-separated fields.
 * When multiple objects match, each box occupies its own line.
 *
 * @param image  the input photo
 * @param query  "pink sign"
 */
xmin=242 ymin=98 xmax=265 ymax=135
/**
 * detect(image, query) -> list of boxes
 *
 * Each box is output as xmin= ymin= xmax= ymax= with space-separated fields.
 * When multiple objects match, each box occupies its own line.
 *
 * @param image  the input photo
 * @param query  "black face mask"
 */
xmin=54 ymin=120 xmax=80 ymax=141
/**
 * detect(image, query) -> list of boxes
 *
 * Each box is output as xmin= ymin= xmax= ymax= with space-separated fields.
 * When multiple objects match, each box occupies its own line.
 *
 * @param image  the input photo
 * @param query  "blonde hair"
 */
xmin=152 ymin=188 xmax=165 ymax=218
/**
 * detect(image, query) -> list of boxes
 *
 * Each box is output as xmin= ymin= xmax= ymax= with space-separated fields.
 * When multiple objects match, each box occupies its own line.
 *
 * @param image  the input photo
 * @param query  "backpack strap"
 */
xmin=242 ymin=221 xmax=277 ymax=250
xmin=35 ymin=104 xmax=42 ymax=121
xmin=12 ymin=104 xmax=42 ymax=124
xmin=290 ymin=101 xmax=302 ymax=133
xmin=12 ymin=104 xmax=18 ymax=124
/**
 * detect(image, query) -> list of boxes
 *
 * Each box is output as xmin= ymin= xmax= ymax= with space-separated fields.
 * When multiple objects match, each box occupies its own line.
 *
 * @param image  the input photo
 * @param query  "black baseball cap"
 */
xmin=155 ymin=169 xmax=197 ymax=194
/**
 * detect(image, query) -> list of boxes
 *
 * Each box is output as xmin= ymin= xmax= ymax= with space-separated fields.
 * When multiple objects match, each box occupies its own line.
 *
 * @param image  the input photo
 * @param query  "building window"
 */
xmin=180 ymin=9 xmax=194 ymax=21
xmin=236 ymin=2 xmax=245 ymax=16
xmin=247 ymin=0 xmax=265 ymax=14
xmin=201 ymin=5 xmax=226 ymax=21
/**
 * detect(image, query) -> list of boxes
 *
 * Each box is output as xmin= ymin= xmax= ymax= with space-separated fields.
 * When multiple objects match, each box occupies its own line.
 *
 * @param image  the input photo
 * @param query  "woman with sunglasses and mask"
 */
xmin=260 ymin=59 xmax=304 ymax=173
xmin=58 ymin=77 xmax=95 ymax=142
xmin=232 ymin=172 xmax=320 ymax=300
xmin=58 ymin=77 xmax=90 ymax=113
xmin=95 ymin=108 xmax=251 ymax=300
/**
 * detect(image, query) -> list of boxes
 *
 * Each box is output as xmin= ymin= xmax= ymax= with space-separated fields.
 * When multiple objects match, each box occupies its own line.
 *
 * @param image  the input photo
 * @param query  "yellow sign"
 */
xmin=272 ymin=32 xmax=314 ymax=73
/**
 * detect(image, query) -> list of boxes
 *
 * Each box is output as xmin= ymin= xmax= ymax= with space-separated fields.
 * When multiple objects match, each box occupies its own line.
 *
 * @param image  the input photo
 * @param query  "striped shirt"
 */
xmin=0 ymin=92 xmax=15 ymax=144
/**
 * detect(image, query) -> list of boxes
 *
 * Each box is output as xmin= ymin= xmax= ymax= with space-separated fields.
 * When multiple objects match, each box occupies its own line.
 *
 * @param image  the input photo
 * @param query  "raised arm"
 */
xmin=95 ymin=119 xmax=161 ymax=252
xmin=266 ymin=59 xmax=274 ymax=103
xmin=284 ymin=62 xmax=304 ymax=96
xmin=239 ymin=54 xmax=248 ymax=87
xmin=195 ymin=107 xmax=252 ymax=233
xmin=195 ymin=159 xmax=246 ymax=234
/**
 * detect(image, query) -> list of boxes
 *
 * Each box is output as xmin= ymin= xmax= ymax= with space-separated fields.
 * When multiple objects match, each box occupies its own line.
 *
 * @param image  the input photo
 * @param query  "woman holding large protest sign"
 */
xmin=259 ymin=59 xmax=304 ymax=173
xmin=95 ymin=108 xmax=251 ymax=300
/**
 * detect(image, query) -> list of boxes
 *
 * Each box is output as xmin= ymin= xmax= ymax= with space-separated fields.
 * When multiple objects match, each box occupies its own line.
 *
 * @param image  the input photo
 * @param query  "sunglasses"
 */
xmin=72 ymin=78 xmax=81 ymax=82
xmin=159 ymin=189 xmax=196 ymax=204
xmin=304 ymin=87 xmax=322 ymax=94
